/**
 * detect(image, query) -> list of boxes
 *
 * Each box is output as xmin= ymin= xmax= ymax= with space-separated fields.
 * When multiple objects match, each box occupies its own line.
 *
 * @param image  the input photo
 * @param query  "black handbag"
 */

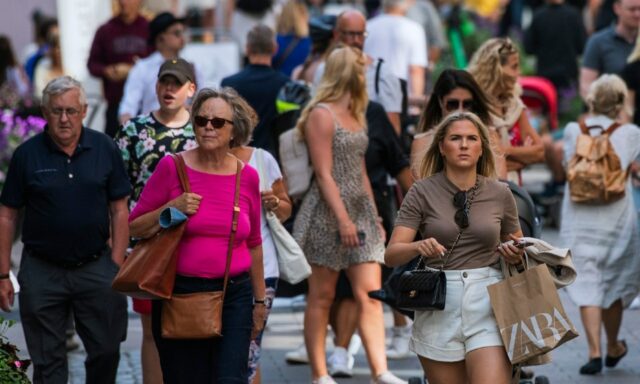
xmin=395 ymin=180 xmax=479 ymax=311
xmin=396 ymin=265 xmax=447 ymax=310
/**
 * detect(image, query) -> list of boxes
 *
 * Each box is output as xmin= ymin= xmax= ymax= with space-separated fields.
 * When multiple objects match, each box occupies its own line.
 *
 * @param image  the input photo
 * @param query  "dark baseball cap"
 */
xmin=157 ymin=58 xmax=195 ymax=84
xmin=148 ymin=12 xmax=185 ymax=45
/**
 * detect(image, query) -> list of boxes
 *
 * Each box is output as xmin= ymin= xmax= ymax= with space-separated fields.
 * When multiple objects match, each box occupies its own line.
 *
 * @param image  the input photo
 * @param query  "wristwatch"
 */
xmin=254 ymin=297 xmax=266 ymax=305
xmin=0 ymin=273 xmax=10 ymax=280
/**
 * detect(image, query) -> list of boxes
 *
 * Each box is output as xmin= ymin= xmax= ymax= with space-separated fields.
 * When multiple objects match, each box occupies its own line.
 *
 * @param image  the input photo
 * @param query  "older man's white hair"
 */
xmin=42 ymin=76 xmax=87 ymax=108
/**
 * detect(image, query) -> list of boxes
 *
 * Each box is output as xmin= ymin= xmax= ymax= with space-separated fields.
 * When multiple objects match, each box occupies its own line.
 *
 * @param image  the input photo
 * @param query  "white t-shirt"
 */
xmin=364 ymin=14 xmax=428 ymax=82
xmin=249 ymin=148 xmax=283 ymax=279
xmin=312 ymin=58 xmax=403 ymax=114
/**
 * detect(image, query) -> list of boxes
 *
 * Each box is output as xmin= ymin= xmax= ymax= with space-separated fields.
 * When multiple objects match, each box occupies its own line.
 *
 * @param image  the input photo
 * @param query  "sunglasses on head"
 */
xmin=444 ymin=99 xmax=474 ymax=112
xmin=453 ymin=190 xmax=470 ymax=228
xmin=193 ymin=115 xmax=233 ymax=129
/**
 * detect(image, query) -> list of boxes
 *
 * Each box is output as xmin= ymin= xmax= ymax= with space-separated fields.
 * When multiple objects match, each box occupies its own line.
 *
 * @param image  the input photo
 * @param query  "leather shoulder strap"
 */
xmin=172 ymin=153 xmax=191 ymax=193
xmin=221 ymin=159 xmax=243 ymax=299
xmin=605 ymin=122 xmax=622 ymax=135
xmin=577 ymin=118 xmax=589 ymax=134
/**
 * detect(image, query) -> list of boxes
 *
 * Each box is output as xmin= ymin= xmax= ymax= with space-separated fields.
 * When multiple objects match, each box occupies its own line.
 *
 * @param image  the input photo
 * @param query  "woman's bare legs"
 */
xmin=465 ymin=347 xmax=511 ymax=384
xmin=345 ymin=262 xmax=387 ymax=377
xmin=602 ymin=299 xmax=626 ymax=357
xmin=419 ymin=356 xmax=467 ymax=384
xmin=140 ymin=314 xmax=163 ymax=384
xmin=418 ymin=346 xmax=510 ymax=384
xmin=305 ymin=265 xmax=340 ymax=379
xmin=580 ymin=306 xmax=603 ymax=359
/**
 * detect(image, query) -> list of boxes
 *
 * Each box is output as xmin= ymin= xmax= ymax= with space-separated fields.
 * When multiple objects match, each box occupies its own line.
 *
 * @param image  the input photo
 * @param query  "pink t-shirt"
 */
xmin=130 ymin=155 xmax=262 ymax=279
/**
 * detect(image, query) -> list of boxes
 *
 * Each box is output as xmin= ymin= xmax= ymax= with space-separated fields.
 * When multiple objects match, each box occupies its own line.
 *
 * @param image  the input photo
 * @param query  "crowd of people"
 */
xmin=1 ymin=0 xmax=640 ymax=383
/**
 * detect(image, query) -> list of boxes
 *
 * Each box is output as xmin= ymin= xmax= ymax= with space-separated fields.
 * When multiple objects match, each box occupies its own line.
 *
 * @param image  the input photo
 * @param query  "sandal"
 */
xmin=605 ymin=340 xmax=628 ymax=368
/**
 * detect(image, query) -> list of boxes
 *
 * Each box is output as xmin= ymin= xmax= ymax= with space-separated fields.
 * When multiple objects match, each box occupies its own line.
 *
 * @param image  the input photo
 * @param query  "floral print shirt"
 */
xmin=115 ymin=112 xmax=196 ymax=211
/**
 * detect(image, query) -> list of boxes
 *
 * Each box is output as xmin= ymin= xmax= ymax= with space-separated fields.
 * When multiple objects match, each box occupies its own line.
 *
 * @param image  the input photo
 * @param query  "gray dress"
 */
xmin=293 ymin=104 xmax=385 ymax=271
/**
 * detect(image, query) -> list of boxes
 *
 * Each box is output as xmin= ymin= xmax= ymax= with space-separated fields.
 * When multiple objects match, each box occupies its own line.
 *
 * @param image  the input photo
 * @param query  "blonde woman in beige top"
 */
xmin=386 ymin=112 xmax=526 ymax=384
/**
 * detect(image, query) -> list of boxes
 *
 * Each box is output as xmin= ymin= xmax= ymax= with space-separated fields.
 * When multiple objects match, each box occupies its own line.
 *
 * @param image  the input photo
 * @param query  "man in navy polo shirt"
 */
xmin=0 ymin=76 xmax=131 ymax=384
xmin=579 ymin=0 xmax=640 ymax=100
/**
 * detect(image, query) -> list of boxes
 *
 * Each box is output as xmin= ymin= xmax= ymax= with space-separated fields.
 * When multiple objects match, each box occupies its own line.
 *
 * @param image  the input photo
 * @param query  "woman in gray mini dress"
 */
xmin=293 ymin=46 xmax=405 ymax=384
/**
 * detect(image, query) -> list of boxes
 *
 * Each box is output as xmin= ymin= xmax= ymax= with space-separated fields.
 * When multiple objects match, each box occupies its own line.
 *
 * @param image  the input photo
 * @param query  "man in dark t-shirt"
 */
xmin=0 ymin=77 xmax=130 ymax=383
xmin=221 ymin=24 xmax=289 ymax=157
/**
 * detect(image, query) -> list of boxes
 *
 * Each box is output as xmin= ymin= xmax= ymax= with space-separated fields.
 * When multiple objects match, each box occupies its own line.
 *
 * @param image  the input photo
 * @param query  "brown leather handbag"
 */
xmin=112 ymin=154 xmax=191 ymax=299
xmin=161 ymin=159 xmax=242 ymax=339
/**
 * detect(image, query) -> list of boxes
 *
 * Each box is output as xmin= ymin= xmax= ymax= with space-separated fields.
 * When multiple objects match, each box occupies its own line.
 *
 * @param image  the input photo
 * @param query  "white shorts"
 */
xmin=410 ymin=266 xmax=504 ymax=362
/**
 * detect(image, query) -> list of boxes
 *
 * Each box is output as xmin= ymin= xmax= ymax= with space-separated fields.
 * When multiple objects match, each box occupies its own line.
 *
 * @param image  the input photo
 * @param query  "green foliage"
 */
xmin=0 ymin=316 xmax=31 ymax=384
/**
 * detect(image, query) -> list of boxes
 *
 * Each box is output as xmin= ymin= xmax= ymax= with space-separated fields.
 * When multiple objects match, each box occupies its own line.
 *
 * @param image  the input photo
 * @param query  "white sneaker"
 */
xmin=312 ymin=375 xmax=338 ymax=384
xmin=386 ymin=325 xmax=412 ymax=359
xmin=347 ymin=333 xmax=362 ymax=356
xmin=630 ymin=296 xmax=640 ymax=309
xmin=285 ymin=343 xmax=309 ymax=364
xmin=371 ymin=371 xmax=408 ymax=384
xmin=328 ymin=346 xmax=354 ymax=377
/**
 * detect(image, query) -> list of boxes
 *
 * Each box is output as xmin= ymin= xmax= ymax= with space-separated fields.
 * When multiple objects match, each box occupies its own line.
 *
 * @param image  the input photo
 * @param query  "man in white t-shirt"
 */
xmin=313 ymin=10 xmax=404 ymax=135
xmin=365 ymin=0 xmax=428 ymax=104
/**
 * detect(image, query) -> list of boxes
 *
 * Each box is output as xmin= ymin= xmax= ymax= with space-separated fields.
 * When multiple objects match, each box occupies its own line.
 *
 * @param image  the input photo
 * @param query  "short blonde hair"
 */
xmin=296 ymin=45 xmax=367 ymax=137
xmin=191 ymin=87 xmax=258 ymax=148
xmin=467 ymin=38 xmax=519 ymax=104
xmin=419 ymin=112 xmax=496 ymax=179
xmin=276 ymin=0 xmax=309 ymax=38
xmin=586 ymin=74 xmax=629 ymax=119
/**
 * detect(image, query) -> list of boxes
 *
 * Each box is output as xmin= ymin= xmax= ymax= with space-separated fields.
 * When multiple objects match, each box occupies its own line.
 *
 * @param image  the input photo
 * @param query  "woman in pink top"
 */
xmin=129 ymin=88 xmax=267 ymax=383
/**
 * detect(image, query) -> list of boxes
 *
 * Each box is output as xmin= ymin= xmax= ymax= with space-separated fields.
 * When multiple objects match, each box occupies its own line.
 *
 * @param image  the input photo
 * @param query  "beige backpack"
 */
xmin=567 ymin=119 xmax=626 ymax=204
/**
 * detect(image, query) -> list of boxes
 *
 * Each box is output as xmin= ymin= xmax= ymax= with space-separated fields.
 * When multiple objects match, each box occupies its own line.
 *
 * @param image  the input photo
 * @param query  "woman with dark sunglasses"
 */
xmin=386 ymin=112 xmax=526 ymax=384
xmin=128 ymin=87 xmax=267 ymax=383
xmin=410 ymin=69 xmax=507 ymax=180
xmin=468 ymin=38 xmax=545 ymax=185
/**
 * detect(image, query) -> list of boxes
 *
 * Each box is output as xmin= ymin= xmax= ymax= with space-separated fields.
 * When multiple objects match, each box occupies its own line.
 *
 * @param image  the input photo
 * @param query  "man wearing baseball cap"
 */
xmin=119 ymin=12 xmax=201 ymax=125
xmin=114 ymin=57 xmax=197 ymax=384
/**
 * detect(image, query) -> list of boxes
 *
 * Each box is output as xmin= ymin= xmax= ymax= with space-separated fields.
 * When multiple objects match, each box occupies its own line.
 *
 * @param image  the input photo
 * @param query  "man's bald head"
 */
xmin=334 ymin=10 xmax=367 ymax=50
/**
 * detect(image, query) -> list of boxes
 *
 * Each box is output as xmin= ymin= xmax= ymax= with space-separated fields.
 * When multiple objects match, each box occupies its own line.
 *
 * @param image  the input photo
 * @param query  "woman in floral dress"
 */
xmin=114 ymin=58 xmax=196 ymax=384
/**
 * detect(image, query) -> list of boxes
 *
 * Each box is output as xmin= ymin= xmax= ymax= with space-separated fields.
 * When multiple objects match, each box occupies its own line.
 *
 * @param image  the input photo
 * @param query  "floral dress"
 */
xmin=115 ymin=112 xmax=197 ymax=211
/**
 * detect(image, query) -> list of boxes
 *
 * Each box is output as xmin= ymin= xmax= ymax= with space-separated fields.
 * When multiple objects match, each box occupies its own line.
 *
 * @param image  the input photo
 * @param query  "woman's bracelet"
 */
xmin=254 ymin=298 xmax=266 ymax=305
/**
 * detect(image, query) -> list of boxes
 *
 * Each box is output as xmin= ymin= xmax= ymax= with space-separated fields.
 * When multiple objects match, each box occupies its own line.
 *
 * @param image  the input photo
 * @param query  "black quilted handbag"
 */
xmin=396 ymin=266 xmax=447 ymax=311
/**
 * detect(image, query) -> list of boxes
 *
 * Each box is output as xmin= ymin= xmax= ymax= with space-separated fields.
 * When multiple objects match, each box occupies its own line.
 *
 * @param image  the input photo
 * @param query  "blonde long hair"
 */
xmin=296 ymin=45 xmax=367 ymax=137
xmin=277 ymin=0 xmax=309 ymax=38
xmin=419 ymin=112 xmax=496 ymax=179
xmin=467 ymin=38 xmax=520 ymax=106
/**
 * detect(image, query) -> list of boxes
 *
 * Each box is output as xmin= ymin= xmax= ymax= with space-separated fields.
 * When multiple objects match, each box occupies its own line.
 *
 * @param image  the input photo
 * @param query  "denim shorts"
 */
xmin=410 ymin=266 xmax=504 ymax=362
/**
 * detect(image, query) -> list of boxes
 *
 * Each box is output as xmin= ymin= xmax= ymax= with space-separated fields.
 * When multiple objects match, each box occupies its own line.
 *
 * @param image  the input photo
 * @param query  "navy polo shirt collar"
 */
xmin=43 ymin=125 xmax=93 ymax=155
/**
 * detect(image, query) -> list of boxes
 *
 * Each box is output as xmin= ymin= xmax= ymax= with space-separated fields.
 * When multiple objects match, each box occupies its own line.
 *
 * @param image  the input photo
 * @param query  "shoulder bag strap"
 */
xmin=577 ymin=118 xmax=589 ymax=134
xmin=274 ymin=37 xmax=301 ymax=69
xmin=605 ymin=122 xmax=622 ymax=135
xmin=172 ymin=153 xmax=191 ymax=193
xmin=221 ymin=159 xmax=243 ymax=301
xmin=375 ymin=58 xmax=384 ymax=96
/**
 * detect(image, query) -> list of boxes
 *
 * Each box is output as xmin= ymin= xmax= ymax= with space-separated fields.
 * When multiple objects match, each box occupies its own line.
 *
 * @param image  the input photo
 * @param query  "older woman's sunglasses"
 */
xmin=194 ymin=116 xmax=233 ymax=129
xmin=453 ymin=190 xmax=470 ymax=228
xmin=444 ymin=99 xmax=474 ymax=112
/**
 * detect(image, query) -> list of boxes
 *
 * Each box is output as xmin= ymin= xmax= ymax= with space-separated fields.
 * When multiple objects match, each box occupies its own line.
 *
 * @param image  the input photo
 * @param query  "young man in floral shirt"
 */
xmin=114 ymin=57 xmax=196 ymax=384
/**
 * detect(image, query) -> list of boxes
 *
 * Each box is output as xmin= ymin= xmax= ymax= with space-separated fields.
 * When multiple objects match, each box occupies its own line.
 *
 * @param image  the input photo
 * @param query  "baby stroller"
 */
xmin=370 ymin=182 xmax=548 ymax=384
xmin=519 ymin=76 xmax=563 ymax=227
